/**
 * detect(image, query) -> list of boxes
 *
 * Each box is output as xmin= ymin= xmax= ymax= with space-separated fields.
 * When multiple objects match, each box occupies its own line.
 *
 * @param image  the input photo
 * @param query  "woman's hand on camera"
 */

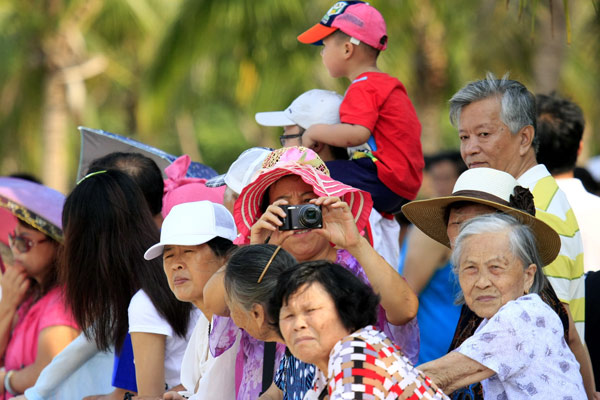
xmin=311 ymin=197 xmax=361 ymax=249
xmin=250 ymin=199 xmax=295 ymax=245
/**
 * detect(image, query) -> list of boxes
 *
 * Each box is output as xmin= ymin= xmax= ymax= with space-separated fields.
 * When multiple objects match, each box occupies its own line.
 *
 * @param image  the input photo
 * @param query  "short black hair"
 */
xmin=535 ymin=93 xmax=585 ymax=175
xmin=88 ymin=152 xmax=164 ymax=216
xmin=268 ymin=260 xmax=379 ymax=335
xmin=574 ymin=167 xmax=600 ymax=195
xmin=9 ymin=173 xmax=41 ymax=184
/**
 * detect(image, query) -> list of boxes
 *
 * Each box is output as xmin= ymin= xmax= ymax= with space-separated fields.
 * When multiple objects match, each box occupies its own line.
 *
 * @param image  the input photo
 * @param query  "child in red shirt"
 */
xmin=298 ymin=1 xmax=424 ymax=214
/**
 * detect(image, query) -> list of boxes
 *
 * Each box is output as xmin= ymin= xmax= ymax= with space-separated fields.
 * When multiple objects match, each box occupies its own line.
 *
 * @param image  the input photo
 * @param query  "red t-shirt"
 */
xmin=340 ymin=72 xmax=423 ymax=200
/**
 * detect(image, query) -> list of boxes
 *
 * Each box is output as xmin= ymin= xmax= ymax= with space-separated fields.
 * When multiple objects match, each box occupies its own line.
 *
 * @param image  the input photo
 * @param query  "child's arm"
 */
xmin=302 ymin=123 xmax=371 ymax=148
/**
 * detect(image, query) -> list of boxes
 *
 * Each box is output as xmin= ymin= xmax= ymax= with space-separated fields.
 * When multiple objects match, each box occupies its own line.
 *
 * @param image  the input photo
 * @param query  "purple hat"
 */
xmin=0 ymin=177 xmax=65 ymax=242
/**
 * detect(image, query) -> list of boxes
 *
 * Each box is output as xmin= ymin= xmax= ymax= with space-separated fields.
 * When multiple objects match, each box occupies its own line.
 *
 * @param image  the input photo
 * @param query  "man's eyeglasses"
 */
xmin=279 ymin=128 xmax=305 ymax=147
xmin=8 ymin=231 xmax=49 ymax=253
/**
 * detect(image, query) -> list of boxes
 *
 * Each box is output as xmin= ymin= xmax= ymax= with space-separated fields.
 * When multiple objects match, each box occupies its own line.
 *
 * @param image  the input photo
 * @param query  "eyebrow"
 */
xmin=459 ymin=123 xmax=494 ymax=133
xmin=462 ymin=255 xmax=508 ymax=265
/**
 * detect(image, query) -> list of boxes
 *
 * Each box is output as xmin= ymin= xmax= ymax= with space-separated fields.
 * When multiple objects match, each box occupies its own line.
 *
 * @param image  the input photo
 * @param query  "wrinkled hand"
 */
xmin=0 ymin=263 xmax=30 ymax=310
xmin=311 ymin=197 xmax=361 ymax=249
xmin=250 ymin=199 xmax=295 ymax=245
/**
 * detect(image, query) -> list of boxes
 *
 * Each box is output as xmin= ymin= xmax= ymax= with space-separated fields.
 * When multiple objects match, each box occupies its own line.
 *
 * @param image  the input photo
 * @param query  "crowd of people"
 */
xmin=1 ymin=1 xmax=599 ymax=399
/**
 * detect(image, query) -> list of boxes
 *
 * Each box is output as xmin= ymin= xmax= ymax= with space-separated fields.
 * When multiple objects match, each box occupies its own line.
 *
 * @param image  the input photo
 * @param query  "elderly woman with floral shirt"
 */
xmin=419 ymin=213 xmax=585 ymax=399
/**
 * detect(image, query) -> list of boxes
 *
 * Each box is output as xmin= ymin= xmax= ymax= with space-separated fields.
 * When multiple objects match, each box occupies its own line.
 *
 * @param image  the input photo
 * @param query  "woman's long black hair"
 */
xmin=60 ymin=169 xmax=192 ymax=351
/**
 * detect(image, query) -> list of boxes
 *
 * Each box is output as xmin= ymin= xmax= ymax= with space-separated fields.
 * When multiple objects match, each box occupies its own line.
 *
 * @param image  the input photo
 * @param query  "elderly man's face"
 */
xmin=457 ymin=230 xmax=536 ymax=319
xmin=458 ymin=97 xmax=525 ymax=178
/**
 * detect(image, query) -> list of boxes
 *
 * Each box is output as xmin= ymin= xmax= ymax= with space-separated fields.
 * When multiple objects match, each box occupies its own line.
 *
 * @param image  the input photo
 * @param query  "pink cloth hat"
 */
xmin=298 ymin=1 xmax=387 ymax=51
xmin=0 ymin=177 xmax=65 ymax=242
xmin=234 ymin=147 xmax=373 ymax=241
xmin=162 ymin=155 xmax=226 ymax=218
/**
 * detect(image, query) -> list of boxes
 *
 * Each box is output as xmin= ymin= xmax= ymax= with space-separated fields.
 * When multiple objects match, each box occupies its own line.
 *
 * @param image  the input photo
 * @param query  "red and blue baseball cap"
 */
xmin=298 ymin=1 xmax=387 ymax=51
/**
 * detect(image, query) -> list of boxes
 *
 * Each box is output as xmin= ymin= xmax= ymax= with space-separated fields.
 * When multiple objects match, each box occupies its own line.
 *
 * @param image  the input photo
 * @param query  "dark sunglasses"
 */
xmin=8 ymin=231 xmax=49 ymax=253
xmin=279 ymin=128 xmax=306 ymax=147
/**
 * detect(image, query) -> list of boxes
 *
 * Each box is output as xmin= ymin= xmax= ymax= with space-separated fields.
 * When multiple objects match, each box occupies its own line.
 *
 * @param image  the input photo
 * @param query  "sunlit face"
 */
xmin=457 ymin=231 xmax=536 ymax=319
xmin=321 ymin=34 xmax=347 ymax=78
xmin=279 ymin=283 xmax=349 ymax=371
xmin=11 ymin=223 xmax=57 ymax=283
xmin=458 ymin=97 xmax=525 ymax=178
xmin=162 ymin=244 xmax=224 ymax=308
xmin=446 ymin=203 xmax=497 ymax=247
xmin=268 ymin=176 xmax=327 ymax=262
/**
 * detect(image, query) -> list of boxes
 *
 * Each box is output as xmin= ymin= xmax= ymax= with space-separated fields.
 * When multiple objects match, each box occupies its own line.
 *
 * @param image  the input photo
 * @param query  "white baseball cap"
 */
xmin=255 ymin=89 xmax=343 ymax=129
xmin=144 ymin=200 xmax=237 ymax=260
xmin=205 ymin=147 xmax=272 ymax=195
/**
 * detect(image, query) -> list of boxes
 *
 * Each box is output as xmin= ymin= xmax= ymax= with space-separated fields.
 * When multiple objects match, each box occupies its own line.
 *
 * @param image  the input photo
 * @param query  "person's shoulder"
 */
xmin=128 ymin=289 xmax=152 ymax=310
xmin=38 ymin=286 xmax=71 ymax=312
xmin=334 ymin=327 xmax=370 ymax=351
xmin=127 ymin=289 xmax=163 ymax=323
xmin=340 ymin=326 xmax=388 ymax=350
xmin=493 ymin=294 xmax=558 ymax=328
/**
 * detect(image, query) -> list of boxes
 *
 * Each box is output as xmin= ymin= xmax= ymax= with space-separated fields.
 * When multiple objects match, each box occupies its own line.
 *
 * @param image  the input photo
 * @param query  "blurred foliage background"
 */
xmin=0 ymin=0 xmax=598 ymax=193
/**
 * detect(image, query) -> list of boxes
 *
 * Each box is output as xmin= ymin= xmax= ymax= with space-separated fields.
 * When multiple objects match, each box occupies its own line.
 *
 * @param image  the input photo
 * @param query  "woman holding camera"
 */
xmin=205 ymin=147 xmax=418 ymax=400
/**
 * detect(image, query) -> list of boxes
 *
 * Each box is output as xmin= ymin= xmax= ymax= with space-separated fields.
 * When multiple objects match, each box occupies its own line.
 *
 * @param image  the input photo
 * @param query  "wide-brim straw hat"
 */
xmin=0 ymin=177 xmax=65 ymax=243
xmin=234 ymin=147 xmax=373 ymax=240
xmin=401 ymin=168 xmax=560 ymax=266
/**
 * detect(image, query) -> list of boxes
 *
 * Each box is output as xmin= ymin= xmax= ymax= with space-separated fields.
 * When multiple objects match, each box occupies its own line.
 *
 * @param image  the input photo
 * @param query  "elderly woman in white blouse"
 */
xmin=419 ymin=213 xmax=585 ymax=399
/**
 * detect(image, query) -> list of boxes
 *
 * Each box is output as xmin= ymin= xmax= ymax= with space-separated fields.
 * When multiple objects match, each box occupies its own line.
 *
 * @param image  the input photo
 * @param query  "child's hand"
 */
xmin=300 ymin=128 xmax=317 ymax=150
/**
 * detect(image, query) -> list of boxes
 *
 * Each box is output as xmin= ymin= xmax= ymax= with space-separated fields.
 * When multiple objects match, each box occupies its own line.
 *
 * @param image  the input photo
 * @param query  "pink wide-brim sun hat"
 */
xmin=234 ymin=147 xmax=373 ymax=240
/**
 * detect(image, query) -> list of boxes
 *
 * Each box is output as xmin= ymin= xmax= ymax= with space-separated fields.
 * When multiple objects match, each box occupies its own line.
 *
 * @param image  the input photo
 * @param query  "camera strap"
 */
xmin=260 ymin=341 xmax=277 ymax=394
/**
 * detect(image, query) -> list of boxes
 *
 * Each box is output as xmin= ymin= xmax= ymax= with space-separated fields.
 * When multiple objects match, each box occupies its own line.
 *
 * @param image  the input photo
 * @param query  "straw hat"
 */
xmin=234 ymin=147 xmax=373 ymax=240
xmin=401 ymin=168 xmax=560 ymax=266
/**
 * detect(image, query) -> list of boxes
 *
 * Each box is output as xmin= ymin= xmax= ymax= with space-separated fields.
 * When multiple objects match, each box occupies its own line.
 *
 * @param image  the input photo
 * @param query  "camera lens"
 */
xmin=298 ymin=204 xmax=322 ymax=228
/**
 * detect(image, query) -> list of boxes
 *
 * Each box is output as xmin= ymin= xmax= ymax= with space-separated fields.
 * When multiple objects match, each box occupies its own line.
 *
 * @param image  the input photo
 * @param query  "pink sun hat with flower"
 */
xmin=234 ymin=146 xmax=373 ymax=241
xmin=162 ymin=155 xmax=226 ymax=218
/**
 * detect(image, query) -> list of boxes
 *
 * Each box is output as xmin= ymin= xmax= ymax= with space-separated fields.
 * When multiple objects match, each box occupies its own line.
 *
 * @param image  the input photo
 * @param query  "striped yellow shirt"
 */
xmin=518 ymin=164 xmax=586 ymax=341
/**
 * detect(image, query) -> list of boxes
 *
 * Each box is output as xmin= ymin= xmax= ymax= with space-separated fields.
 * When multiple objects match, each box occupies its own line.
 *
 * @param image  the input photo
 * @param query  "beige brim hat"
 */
xmin=401 ymin=168 xmax=561 ymax=266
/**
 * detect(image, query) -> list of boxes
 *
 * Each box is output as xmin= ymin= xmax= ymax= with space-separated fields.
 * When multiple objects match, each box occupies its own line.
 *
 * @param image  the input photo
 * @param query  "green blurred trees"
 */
xmin=0 ymin=0 xmax=598 ymax=193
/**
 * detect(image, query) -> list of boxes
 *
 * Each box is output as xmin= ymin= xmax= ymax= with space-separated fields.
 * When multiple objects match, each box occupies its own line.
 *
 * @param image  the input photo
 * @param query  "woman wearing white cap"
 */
xmin=144 ymin=200 xmax=238 ymax=400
